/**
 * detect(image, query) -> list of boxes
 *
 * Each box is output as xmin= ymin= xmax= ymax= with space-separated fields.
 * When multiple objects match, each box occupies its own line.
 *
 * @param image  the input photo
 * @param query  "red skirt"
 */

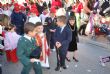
xmin=5 ymin=49 xmax=18 ymax=63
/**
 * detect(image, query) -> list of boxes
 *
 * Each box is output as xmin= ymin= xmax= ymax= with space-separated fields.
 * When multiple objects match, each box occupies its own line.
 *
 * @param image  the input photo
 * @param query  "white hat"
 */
xmin=56 ymin=8 xmax=66 ymax=16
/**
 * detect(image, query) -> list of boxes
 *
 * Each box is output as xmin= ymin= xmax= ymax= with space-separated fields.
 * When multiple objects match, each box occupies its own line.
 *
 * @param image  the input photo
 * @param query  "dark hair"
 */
xmin=35 ymin=22 xmax=43 ymax=27
xmin=67 ymin=6 xmax=72 ymax=11
xmin=43 ymin=2 xmax=47 ymax=8
xmin=68 ymin=16 xmax=76 ymax=27
xmin=69 ymin=16 xmax=76 ymax=20
xmin=57 ymin=15 xmax=67 ymax=24
xmin=24 ymin=22 xmax=36 ymax=34
xmin=5 ymin=24 xmax=15 ymax=31
xmin=24 ymin=3 xmax=27 ymax=6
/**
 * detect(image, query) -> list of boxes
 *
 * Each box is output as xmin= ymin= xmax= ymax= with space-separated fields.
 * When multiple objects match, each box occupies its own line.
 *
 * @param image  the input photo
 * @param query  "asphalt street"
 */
xmin=1 ymin=36 xmax=110 ymax=74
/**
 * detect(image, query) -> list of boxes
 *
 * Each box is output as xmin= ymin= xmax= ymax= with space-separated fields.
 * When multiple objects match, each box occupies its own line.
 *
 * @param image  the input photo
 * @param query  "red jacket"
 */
xmin=72 ymin=2 xmax=83 ymax=13
xmin=51 ymin=0 xmax=62 ymax=8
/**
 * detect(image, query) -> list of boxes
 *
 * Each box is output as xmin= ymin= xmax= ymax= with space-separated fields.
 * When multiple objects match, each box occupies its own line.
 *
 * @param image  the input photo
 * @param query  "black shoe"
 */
xmin=73 ymin=57 xmax=79 ymax=62
xmin=46 ymin=67 xmax=50 ymax=69
xmin=55 ymin=66 xmax=60 ymax=71
xmin=79 ymin=32 xmax=81 ymax=35
xmin=62 ymin=65 xmax=68 ymax=69
xmin=66 ymin=57 xmax=71 ymax=62
xmin=82 ymin=34 xmax=88 ymax=36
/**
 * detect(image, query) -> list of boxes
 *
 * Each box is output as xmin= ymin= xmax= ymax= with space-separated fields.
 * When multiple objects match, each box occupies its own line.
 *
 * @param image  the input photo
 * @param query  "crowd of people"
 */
xmin=0 ymin=0 xmax=110 ymax=74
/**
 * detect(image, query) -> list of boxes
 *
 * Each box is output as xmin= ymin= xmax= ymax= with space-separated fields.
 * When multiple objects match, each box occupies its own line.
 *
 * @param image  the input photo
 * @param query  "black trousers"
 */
xmin=79 ymin=24 xmax=87 ymax=35
xmin=56 ymin=48 xmax=67 ymax=67
xmin=46 ymin=31 xmax=55 ymax=49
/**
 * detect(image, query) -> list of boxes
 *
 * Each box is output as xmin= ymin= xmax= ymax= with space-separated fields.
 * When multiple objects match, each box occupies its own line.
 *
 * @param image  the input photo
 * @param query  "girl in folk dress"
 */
xmin=4 ymin=24 xmax=21 ymax=63
xmin=35 ymin=22 xmax=50 ymax=69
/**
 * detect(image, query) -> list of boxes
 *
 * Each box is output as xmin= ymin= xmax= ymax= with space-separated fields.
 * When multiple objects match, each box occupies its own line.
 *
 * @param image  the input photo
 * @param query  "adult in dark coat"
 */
xmin=11 ymin=4 xmax=26 ymax=35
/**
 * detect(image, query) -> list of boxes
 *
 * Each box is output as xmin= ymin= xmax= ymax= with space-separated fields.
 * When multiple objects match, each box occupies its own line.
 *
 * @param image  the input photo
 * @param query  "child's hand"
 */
xmin=50 ymin=29 xmax=56 ymax=32
xmin=30 ymin=58 xmax=36 ymax=63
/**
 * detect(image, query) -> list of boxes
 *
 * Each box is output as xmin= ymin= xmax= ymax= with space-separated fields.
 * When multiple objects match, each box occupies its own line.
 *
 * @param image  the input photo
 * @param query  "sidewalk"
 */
xmin=79 ymin=35 xmax=110 ymax=51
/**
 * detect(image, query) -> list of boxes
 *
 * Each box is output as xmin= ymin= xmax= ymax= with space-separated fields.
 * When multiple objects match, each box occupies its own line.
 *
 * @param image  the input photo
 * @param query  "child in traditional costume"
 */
xmin=35 ymin=22 xmax=50 ymax=69
xmin=4 ymin=24 xmax=20 ymax=63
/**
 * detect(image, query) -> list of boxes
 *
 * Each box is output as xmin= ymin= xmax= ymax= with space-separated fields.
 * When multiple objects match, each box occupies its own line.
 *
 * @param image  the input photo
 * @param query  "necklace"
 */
xmin=69 ymin=25 xmax=75 ymax=32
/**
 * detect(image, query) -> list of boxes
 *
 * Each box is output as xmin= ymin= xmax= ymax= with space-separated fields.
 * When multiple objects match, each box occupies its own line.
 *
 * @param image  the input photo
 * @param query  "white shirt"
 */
xmin=3 ymin=10 xmax=12 ymax=17
xmin=60 ymin=25 xmax=66 ymax=33
xmin=9 ymin=5 xmax=14 ymax=11
xmin=39 ymin=13 xmax=49 ymax=25
xmin=4 ymin=32 xmax=21 ymax=50
xmin=29 ymin=16 xmax=41 ymax=24
xmin=24 ymin=34 xmax=32 ymax=41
